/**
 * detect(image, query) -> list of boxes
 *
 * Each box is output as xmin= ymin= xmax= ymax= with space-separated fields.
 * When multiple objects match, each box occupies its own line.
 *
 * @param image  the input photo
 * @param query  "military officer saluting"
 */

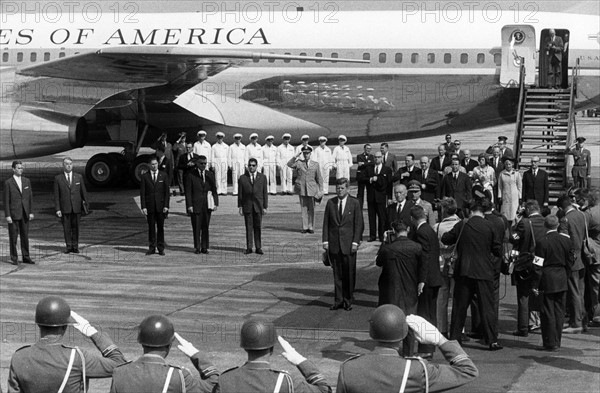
xmin=566 ymin=137 xmax=591 ymax=188
xmin=110 ymin=315 xmax=219 ymax=392
xmin=8 ymin=296 xmax=126 ymax=392
xmin=215 ymin=318 xmax=331 ymax=393
xmin=337 ymin=305 xmax=478 ymax=393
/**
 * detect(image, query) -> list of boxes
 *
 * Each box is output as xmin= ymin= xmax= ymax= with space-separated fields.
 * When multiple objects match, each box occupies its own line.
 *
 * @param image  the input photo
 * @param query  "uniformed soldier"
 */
xmin=214 ymin=318 xmax=331 ymax=393
xmin=8 ymin=296 xmax=126 ymax=392
xmin=337 ymin=305 xmax=478 ymax=393
xmin=566 ymin=137 xmax=591 ymax=188
xmin=110 ymin=315 xmax=218 ymax=392
xmin=245 ymin=133 xmax=263 ymax=172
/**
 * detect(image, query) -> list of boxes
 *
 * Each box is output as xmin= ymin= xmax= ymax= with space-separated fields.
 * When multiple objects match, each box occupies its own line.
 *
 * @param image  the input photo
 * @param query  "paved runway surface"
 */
xmin=1 ymin=120 xmax=598 ymax=392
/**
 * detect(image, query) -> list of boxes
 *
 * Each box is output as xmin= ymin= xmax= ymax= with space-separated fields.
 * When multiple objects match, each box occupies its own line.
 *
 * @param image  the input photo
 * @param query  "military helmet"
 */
xmin=240 ymin=319 xmax=277 ymax=350
xmin=35 ymin=296 xmax=74 ymax=327
xmin=138 ymin=315 xmax=175 ymax=347
xmin=369 ymin=304 xmax=408 ymax=342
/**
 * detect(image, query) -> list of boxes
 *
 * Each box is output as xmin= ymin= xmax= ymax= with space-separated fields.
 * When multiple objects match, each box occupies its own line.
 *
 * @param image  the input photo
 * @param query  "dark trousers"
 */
xmin=61 ymin=213 xmax=80 ymax=250
xmin=417 ymin=286 xmax=440 ymax=354
xmin=8 ymin=218 xmax=29 ymax=262
xmin=584 ymin=263 xmax=600 ymax=323
xmin=357 ymin=181 xmax=365 ymax=208
xmin=190 ymin=211 xmax=211 ymax=251
xmin=176 ymin=169 xmax=185 ymax=194
xmin=330 ymin=251 xmax=356 ymax=307
xmin=147 ymin=211 xmax=165 ymax=251
xmin=367 ymin=200 xmax=386 ymax=241
xmin=451 ymin=276 xmax=497 ymax=345
xmin=541 ymin=291 xmax=566 ymax=349
xmin=244 ymin=210 xmax=262 ymax=250
xmin=515 ymin=275 xmax=532 ymax=333
xmin=471 ymin=274 xmax=500 ymax=336
xmin=567 ymin=268 xmax=585 ymax=328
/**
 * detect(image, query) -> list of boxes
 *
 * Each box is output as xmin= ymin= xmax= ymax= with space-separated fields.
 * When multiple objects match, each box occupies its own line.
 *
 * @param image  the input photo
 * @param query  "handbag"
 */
xmin=443 ymin=218 xmax=467 ymax=277
xmin=322 ymin=251 xmax=331 ymax=267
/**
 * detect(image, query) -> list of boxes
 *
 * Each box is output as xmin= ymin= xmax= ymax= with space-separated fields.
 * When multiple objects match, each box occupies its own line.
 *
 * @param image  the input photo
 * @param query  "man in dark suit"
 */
xmin=393 ymin=154 xmax=422 ymax=186
xmin=418 ymin=156 xmax=439 ymax=204
xmin=323 ymin=178 xmax=364 ymax=311
xmin=545 ymin=29 xmax=564 ymax=88
xmin=522 ymin=157 xmax=549 ymax=207
xmin=185 ymin=155 xmax=218 ymax=254
xmin=442 ymin=200 xmax=503 ymax=350
xmin=238 ymin=158 xmax=268 ymax=255
xmin=430 ymin=145 xmax=452 ymax=178
xmin=176 ymin=143 xmax=196 ymax=192
xmin=386 ymin=184 xmax=414 ymax=230
xmin=410 ymin=205 xmax=443 ymax=358
xmin=440 ymin=158 xmax=472 ymax=218
xmin=442 ymin=134 xmax=456 ymax=156
xmin=356 ymin=144 xmax=374 ymax=208
xmin=54 ymin=157 xmax=88 ymax=254
xmin=3 ymin=161 xmax=34 ymax=265
xmin=140 ymin=156 xmax=170 ymax=256
xmin=451 ymin=140 xmax=466 ymax=162
xmin=462 ymin=150 xmax=478 ymax=173
xmin=359 ymin=152 xmax=392 ymax=242
xmin=156 ymin=149 xmax=173 ymax=184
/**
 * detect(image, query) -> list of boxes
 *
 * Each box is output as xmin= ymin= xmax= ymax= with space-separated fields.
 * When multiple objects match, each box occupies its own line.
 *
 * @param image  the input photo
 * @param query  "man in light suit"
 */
xmin=440 ymin=158 xmax=472 ymax=218
xmin=185 ymin=155 xmax=218 ymax=254
xmin=140 ymin=156 xmax=170 ymax=256
xmin=545 ymin=29 xmax=564 ymax=88
xmin=418 ymin=156 xmax=439 ymax=204
xmin=238 ymin=158 xmax=268 ymax=255
xmin=54 ymin=157 xmax=88 ymax=254
xmin=287 ymin=145 xmax=323 ymax=234
xmin=408 ymin=181 xmax=436 ymax=226
xmin=323 ymin=178 xmax=364 ymax=311
xmin=522 ymin=156 xmax=549 ymax=207
xmin=4 ymin=161 xmax=34 ymax=265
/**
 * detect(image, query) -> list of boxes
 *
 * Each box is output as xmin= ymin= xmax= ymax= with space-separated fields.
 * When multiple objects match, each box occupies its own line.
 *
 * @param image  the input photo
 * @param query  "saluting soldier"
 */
xmin=336 ymin=305 xmax=478 ymax=393
xmin=8 ymin=296 xmax=126 ymax=392
xmin=566 ymin=137 xmax=591 ymax=188
xmin=215 ymin=319 xmax=331 ymax=393
xmin=110 ymin=315 xmax=219 ymax=392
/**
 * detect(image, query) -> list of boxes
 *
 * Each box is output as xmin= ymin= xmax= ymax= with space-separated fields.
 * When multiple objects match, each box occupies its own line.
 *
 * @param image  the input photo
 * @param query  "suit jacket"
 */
xmin=533 ymin=231 xmax=572 ymax=293
xmin=359 ymin=165 xmax=392 ymax=204
xmin=440 ymin=172 xmax=472 ymax=209
xmin=323 ymin=196 xmax=363 ymax=255
xmin=522 ymin=169 xmax=549 ymax=206
xmin=140 ymin=171 xmax=170 ymax=213
xmin=184 ymin=169 xmax=218 ymax=212
xmin=385 ymin=200 xmax=414 ymax=229
xmin=562 ymin=208 xmax=586 ymax=271
xmin=157 ymin=156 xmax=173 ymax=181
xmin=382 ymin=152 xmax=397 ymax=172
xmin=441 ymin=215 xmax=502 ymax=281
xmin=238 ymin=172 xmax=268 ymax=214
xmin=545 ymin=35 xmax=564 ymax=62
xmin=418 ymin=168 xmax=439 ymax=202
xmin=462 ymin=158 xmax=478 ymax=173
xmin=430 ymin=155 xmax=451 ymax=176
xmin=287 ymin=158 xmax=322 ymax=197
xmin=413 ymin=223 xmax=443 ymax=287
xmin=3 ymin=176 xmax=33 ymax=220
xmin=356 ymin=153 xmax=374 ymax=173
xmin=393 ymin=166 xmax=422 ymax=186
xmin=177 ymin=153 xmax=198 ymax=172
xmin=510 ymin=214 xmax=546 ymax=254
xmin=488 ymin=157 xmax=504 ymax=178
xmin=54 ymin=172 xmax=87 ymax=214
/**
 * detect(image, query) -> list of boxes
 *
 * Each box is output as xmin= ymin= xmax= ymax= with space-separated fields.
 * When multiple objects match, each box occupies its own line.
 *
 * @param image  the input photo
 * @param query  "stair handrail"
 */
xmin=512 ymin=57 xmax=527 ymax=161
xmin=564 ymin=58 xmax=580 ymax=188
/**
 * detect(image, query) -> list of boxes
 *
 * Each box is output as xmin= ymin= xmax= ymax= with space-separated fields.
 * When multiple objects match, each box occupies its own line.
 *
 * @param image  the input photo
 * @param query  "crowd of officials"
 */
xmin=3 ymin=130 xmax=598 ymax=391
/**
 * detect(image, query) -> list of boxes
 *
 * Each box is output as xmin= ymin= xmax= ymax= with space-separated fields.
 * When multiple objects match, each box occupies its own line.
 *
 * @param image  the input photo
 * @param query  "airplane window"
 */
xmin=253 ymin=58 xmax=260 ymax=63
xmin=379 ymin=53 xmax=386 ymax=63
xmin=444 ymin=53 xmax=451 ymax=64
xmin=477 ymin=53 xmax=485 ymax=64
xmin=44 ymin=52 xmax=50 ymax=61
xmin=30 ymin=52 xmax=37 ymax=62
xmin=300 ymin=52 xmax=307 ymax=63
xmin=493 ymin=53 xmax=501 ymax=66
xmin=17 ymin=52 xmax=23 ymax=62
xmin=395 ymin=53 xmax=402 ymax=63
xmin=2 ymin=52 xmax=8 ymax=62
xmin=427 ymin=53 xmax=435 ymax=64
xmin=460 ymin=53 xmax=468 ymax=64
xmin=363 ymin=53 xmax=370 ymax=61
xmin=59 ymin=52 xmax=66 ymax=58
xmin=268 ymin=52 xmax=275 ymax=63
xmin=316 ymin=52 xmax=322 ymax=63
xmin=284 ymin=52 xmax=291 ymax=63
xmin=331 ymin=52 xmax=338 ymax=63
xmin=411 ymin=53 xmax=419 ymax=63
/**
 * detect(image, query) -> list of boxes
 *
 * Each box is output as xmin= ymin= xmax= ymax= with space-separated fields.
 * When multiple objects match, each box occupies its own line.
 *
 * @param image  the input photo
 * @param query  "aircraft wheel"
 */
xmin=107 ymin=152 xmax=130 ymax=186
xmin=129 ymin=154 xmax=152 ymax=187
xmin=85 ymin=153 xmax=119 ymax=187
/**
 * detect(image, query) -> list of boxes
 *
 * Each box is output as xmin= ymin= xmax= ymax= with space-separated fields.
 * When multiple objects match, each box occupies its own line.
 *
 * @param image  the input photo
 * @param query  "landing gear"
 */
xmin=85 ymin=153 xmax=120 ymax=187
xmin=129 ymin=154 xmax=153 ymax=187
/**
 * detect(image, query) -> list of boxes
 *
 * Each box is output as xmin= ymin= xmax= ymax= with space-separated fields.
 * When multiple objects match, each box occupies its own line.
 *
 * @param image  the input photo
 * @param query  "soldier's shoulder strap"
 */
xmin=14 ymin=344 xmax=31 ymax=352
xmin=270 ymin=369 xmax=293 ymax=393
xmin=341 ymin=353 xmax=363 ymax=364
xmin=405 ymin=356 xmax=430 ymax=393
xmin=220 ymin=366 xmax=239 ymax=375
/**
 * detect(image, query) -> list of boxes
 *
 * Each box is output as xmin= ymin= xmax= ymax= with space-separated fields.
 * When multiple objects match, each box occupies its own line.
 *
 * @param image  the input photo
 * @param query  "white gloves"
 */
xmin=175 ymin=332 xmax=199 ymax=357
xmin=71 ymin=311 xmax=98 ymax=337
xmin=406 ymin=315 xmax=447 ymax=347
xmin=278 ymin=336 xmax=306 ymax=366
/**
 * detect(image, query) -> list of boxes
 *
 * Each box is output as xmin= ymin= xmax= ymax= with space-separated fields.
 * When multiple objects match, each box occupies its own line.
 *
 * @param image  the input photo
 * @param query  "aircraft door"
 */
xmin=500 ymin=25 xmax=536 ymax=87
xmin=539 ymin=29 xmax=570 ymax=89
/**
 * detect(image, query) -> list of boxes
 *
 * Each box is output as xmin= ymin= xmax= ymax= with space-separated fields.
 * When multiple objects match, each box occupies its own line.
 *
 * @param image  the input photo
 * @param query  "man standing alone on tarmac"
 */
xmin=54 ymin=157 xmax=88 ymax=254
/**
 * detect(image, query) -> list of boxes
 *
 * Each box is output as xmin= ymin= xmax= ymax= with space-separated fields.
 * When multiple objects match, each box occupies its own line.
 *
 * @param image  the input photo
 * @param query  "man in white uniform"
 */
xmin=295 ymin=134 xmax=311 ymax=155
xmin=332 ymin=135 xmax=353 ymax=181
xmin=245 ymin=133 xmax=263 ymax=172
xmin=193 ymin=130 xmax=212 ymax=167
xmin=228 ymin=133 xmax=246 ymax=196
xmin=263 ymin=135 xmax=278 ymax=195
xmin=314 ymin=136 xmax=333 ymax=195
xmin=211 ymin=131 xmax=229 ymax=195
xmin=277 ymin=133 xmax=295 ymax=195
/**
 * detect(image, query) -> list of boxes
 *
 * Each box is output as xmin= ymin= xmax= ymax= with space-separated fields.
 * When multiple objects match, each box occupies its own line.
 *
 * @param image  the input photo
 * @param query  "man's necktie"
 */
xmin=251 ymin=174 xmax=254 ymax=185
xmin=153 ymin=172 xmax=157 ymax=183
xmin=376 ymin=165 xmax=380 ymax=175
xmin=338 ymin=199 xmax=343 ymax=220
xmin=67 ymin=173 xmax=71 ymax=187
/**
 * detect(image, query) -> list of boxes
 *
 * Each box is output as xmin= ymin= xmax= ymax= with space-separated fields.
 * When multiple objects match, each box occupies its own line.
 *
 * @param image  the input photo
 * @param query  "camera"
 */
xmin=383 ymin=230 xmax=396 ymax=244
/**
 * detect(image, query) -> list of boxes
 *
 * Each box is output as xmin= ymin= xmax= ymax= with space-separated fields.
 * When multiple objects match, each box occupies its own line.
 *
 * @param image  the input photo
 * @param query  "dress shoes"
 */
xmin=489 ymin=343 xmax=503 ymax=351
xmin=330 ymin=304 xmax=342 ymax=311
xmin=307 ymin=229 xmax=314 ymax=234
xmin=512 ymin=330 xmax=529 ymax=337
xmin=200 ymin=248 xmax=209 ymax=254
xmin=460 ymin=333 xmax=471 ymax=343
xmin=255 ymin=249 xmax=264 ymax=255
xmin=158 ymin=250 xmax=165 ymax=256
xmin=301 ymin=229 xmax=307 ymax=234
xmin=542 ymin=346 xmax=559 ymax=352
xmin=11 ymin=259 xmax=19 ymax=266
xmin=368 ymin=238 xmax=376 ymax=242
xmin=23 ymin=259 xmax=35 ymax=264
xmin=64 ymin=249 xmax=71 ymax=254
xmin=194 ymin=249 xmax=201 ymax=254
xmin=343 ymin=304 xmax=353 ymax=311
xmin=467 ymin=332 xmax=483 ymax=339
xmin=244 ymin=249 xmax=253 ymax=255
xmin=145 ymin=249 xmax=156 ymax=256
xmin=562 ymin=326 xmax=583 ymax=334
xmin=72 ymin=248 xmax=79 ymax=254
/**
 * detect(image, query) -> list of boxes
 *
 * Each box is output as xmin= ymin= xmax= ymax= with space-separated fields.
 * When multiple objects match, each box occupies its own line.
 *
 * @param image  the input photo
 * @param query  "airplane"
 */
xmin=1 ymin=1 xmax=598 ymax=187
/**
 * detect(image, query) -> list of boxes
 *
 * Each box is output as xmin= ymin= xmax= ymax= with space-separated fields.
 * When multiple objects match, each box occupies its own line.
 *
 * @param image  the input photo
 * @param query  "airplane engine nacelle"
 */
xmin=0 ymin=104 xmax=87 ymax=160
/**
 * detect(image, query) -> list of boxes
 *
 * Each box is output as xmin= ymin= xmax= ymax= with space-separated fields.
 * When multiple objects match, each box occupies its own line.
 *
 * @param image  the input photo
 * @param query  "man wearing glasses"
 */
xmin=185 ymin=156 xmax=218 ymax=254
xmin=522 ymin=156 xmax=549 ymax=207
xmin=238 ymin=158 xmax=268 ymax=255
xmin=287 ymin=145 xmax=323 ymax=234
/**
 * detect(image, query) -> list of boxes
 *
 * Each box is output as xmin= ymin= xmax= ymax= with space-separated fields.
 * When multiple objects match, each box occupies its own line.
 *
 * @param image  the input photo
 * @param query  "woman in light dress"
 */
xmin=498 ymin=158 xmax=522 ymax=223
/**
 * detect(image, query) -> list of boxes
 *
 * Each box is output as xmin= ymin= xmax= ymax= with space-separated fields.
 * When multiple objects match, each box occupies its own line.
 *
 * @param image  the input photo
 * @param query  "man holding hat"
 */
xmin=277 ymin=133 xmax=296 ymax=195
xmin=263 ymin=135 xmax=278 ymax=195
xmin=408 ymin=180 xmax=436 ymax=226
xmin=332 ymin=135 xmax=353 ymax=181
xmin=486 ymin=136 xmax=514 ymax=160
xmin=193 ymin=130 xmax=212 ymax=165
xmin=110 ymin=315 xmax=219 ymax=392
xmin=336 ymin=305 xmax=478 ymax=393
xmin=212 ymin=131 xmax=229 ymax=195
xmin=8 ymin=296 xmax=126 ymax=391
xmin=215 ymin=319 xmax=331 ymax=392
xmin=288 ymin=145 xmax=323 ymax=234
xmin=314 ymin=136 xmax=333 ymax=195
xmin=295 ymin=134 xmax=311 ymax=155
xmin=228 ymin=133 xmax=246 ymax=196
xmin=566 ymin=137 xmax=591 ymax=188
xmin=246 ymin=133 xmax=263 ymax=172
